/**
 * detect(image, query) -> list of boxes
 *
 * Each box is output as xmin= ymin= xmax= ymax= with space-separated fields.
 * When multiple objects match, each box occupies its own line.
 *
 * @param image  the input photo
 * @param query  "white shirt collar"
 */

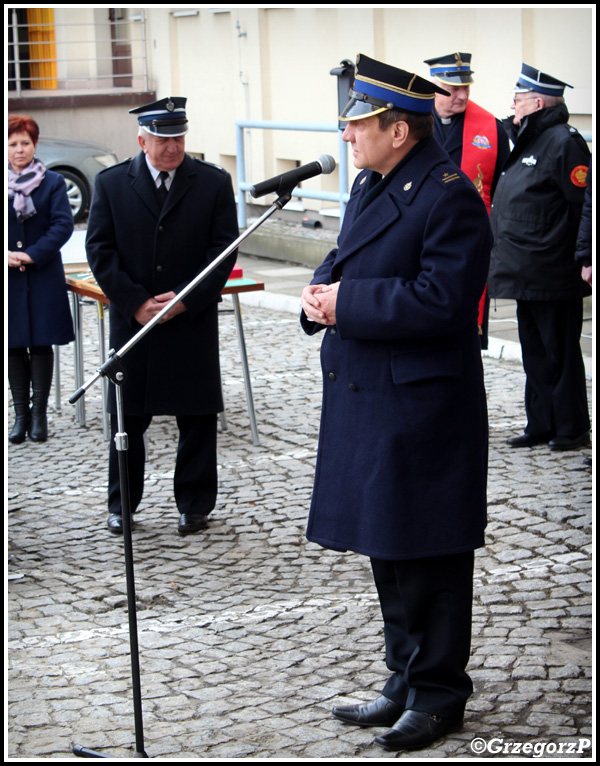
xmin=144 ymin=156 xmax=175 ymax=188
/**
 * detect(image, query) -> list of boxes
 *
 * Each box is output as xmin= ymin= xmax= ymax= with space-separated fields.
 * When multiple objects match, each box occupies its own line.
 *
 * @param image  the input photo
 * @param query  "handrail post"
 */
xmin=236 ymin=122 xmax=248 ymax=229
xmin=234 ymin=120 xmax=349 ymax=230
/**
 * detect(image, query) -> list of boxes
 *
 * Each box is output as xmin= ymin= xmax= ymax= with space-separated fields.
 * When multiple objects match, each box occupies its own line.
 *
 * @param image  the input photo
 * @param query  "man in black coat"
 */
xmin=488 ymin=65 xmax=591 ymax=451
xmin=86 ymin=97 xmax=238 ymax=535
xmin=301 ymin=54 xmax=492 ymax=752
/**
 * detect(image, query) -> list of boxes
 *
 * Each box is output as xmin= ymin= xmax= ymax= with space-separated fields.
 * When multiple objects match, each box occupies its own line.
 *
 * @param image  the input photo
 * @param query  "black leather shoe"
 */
xmin=507 ymin=432 xmax=552 ymax=448
xmin=549 ymin=431 xmax=590 ymax=451
xmin=178 ymin=513 xmax=208 ymax=536
xmin=107 ymin=513 xmax=124 ymax=534
xmin=332 ymin=695 xmax=405 ymax=727
xmin=374 ymin=709 xmax=463 ymax=751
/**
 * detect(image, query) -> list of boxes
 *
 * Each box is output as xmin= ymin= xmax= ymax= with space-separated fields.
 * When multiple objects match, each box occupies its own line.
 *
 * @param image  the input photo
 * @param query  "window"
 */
xmin=8 ymin=7 xmax=148 ymax=94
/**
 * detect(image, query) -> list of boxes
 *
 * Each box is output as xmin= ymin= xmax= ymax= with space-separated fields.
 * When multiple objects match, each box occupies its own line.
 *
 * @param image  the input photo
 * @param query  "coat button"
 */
xmin=16 ymin=241 xmax=23 ymax=248
xmin=156 ymin=265 xmax=163 ymax=272
xmin=328 ymin=372 xmax=336 ymax=381
xmin=349 ymin=383 xmax=358 ymax=392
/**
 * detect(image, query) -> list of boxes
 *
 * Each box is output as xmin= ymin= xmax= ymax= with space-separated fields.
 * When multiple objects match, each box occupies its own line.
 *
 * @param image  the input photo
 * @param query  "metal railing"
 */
xmin=8 ymin=8 xmax=149 ymax=96
xmin=234 ymin=122 xmax=596 ymax=230
xmin=235 ymin=120 xmax=350 ymax=229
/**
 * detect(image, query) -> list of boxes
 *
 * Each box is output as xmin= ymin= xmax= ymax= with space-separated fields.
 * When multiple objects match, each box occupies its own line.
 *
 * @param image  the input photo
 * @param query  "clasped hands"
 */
xmin=8 ymin=251 xmax=34 ymax=269
xmin=301 ymin=282 xmax=340 ymax=326
xmin=134 ymin=291 xmax=187 ymax=326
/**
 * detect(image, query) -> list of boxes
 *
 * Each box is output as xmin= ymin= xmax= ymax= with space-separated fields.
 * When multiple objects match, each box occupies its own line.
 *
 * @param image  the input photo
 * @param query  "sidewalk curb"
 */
xmin=228 ymin=292 xmax=594 ymax=380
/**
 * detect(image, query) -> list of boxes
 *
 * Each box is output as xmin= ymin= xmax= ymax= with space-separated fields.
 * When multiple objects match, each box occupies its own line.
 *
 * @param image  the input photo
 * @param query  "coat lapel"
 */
xmin=335 ymin=187 xmax=402 ymax=266
xmin=433 ymin=112 xmax=464 ymax=159
xmin=128 ymin=152 xmax=196 ymax=219
xmin=161 ymin=154 xmax=195 ymax=218
xmin=129 ymin=152 xmax=161 ymax=217
xmin=334 ymin=138 xmax=448 ymax=268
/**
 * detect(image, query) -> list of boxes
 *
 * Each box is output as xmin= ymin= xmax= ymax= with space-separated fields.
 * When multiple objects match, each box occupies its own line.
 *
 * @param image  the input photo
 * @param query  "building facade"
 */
xmin=8 ymin=6 xmax=594 ymax=219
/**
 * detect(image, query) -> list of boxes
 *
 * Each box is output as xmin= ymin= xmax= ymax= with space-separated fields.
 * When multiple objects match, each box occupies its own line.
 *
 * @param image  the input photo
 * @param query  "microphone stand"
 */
xmin=69 ymin=191 xmax=293 ymax=759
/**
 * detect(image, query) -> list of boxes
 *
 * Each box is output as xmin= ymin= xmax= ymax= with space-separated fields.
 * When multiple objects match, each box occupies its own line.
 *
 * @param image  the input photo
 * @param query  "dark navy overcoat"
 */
xmin=301 ymin=137 xmax=491 ymax=560
xmin=85 ymin=152 xmax=238 ymax=415
xmin=8 ymin=170 xmax=75 ymax=349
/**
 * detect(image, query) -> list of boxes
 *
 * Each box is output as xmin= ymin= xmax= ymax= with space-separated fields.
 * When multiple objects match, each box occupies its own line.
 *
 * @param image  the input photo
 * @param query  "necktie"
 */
xmin=157 ymin=171 xmax=169 ymax=204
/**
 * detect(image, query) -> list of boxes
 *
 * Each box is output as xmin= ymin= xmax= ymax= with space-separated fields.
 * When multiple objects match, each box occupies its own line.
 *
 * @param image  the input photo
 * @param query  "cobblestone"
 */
xmin=7 ymin=298 xmax=593 ymax=759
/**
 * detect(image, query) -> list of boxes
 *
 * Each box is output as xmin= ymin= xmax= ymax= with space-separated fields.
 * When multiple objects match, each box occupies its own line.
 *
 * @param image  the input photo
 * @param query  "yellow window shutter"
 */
xmin=27 ymin=7 xmax=57 ymax=89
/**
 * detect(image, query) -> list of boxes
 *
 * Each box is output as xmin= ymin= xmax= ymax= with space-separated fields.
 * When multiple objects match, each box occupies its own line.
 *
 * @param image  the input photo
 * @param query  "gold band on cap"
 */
xmin=356 ymin=73 xmax=436 ymax=102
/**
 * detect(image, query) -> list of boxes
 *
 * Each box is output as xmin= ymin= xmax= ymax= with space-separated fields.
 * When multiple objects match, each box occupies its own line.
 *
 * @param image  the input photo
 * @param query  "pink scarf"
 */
xmin=8 ymin=158 xmax=47 ymax=223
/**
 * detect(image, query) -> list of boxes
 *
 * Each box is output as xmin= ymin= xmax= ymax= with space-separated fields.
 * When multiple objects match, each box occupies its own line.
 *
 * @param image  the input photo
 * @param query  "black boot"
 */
xmin=29 ymin=351 xmax=54 ymax=442
xmin=8 ymin=353 xmax=31 ymax=444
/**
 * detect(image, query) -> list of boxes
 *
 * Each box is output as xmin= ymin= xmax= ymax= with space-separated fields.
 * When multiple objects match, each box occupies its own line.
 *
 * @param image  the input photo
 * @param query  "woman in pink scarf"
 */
xmin=8 ymin=115 xmax=74 ymax=443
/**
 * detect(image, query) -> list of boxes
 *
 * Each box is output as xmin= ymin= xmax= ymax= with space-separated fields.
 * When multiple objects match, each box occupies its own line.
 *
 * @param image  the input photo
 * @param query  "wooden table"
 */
xmin=64 ymin=272 xmax=264 ymax=445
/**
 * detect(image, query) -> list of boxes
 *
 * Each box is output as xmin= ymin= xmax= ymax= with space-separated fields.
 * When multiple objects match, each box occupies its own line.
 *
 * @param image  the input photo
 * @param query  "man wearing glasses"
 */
xmin=488 ymin=64 xmax=591 ymax=451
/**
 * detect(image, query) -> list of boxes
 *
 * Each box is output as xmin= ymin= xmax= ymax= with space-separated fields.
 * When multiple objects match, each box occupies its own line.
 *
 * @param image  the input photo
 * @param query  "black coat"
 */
xmin=301 ymin=138 xmax=491 ymax=560
xmin=488 ymin=105 xmax=591 ymax=301
xmin=8 ymin=170 xmax=75 ymax=349
xmin=85 ymin=152 xmax=239 ymax=415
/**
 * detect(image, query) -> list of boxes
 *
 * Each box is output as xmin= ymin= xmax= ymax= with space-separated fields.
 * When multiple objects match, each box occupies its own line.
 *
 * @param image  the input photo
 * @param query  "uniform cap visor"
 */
xmin=339 ymin=96 xmax=388 ymax=122
xmin=140 ymin=119 xmax=189 ymax=137
xmin=434 ymin=72 xmax=474 ymax=86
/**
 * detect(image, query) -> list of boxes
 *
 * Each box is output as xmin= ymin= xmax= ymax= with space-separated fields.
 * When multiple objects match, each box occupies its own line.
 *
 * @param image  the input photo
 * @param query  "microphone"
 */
xmin=250 ymin=154 xmax=336 ymax=198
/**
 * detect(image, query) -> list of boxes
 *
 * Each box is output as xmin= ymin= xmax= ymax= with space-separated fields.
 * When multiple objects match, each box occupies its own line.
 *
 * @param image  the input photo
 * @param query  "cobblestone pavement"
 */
xmin=7 ymin=301 xmax=593 ymax=760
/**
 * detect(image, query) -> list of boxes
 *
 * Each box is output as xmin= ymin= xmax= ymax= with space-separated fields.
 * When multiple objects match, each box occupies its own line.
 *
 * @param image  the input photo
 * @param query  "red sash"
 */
xmin=460 ymin=101 xmax=498 ymax=328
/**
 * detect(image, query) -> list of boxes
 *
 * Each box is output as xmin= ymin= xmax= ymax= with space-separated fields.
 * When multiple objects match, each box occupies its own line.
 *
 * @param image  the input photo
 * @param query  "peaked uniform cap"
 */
xmin=340 ymin=53 xmax=450 ymax=121
xmin=423 ymin=52 xmax=474 ymax=85
xmin=129 ymin=97 xmax=189 ymax=136
xmin=514 ymin=64 xmax=573 ymax=96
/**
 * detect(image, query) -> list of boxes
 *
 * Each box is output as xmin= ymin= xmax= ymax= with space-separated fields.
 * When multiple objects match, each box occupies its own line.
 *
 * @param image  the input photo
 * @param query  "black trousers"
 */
xmin=517 ymin=299 xmax=589 ymax=438
xmin=370 ymin=551 xmax=475 ymax=719
xmin=109 ymin=414 xmax=218 ymax=517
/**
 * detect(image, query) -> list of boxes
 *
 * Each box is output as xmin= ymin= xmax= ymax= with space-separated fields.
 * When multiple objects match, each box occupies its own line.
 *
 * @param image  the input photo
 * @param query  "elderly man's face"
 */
xmin=511 ymin=92 xmax=542 ymax=126
xmin=434 ymin=84 xmax=470 ymax=119
xmin=138 ymin=131 xmax=186 ymax=171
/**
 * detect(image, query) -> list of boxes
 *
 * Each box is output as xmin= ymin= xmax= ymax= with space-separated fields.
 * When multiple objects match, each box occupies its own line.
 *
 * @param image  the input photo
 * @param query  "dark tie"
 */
xmin=157 ymin=171 xmax=169 ymax=204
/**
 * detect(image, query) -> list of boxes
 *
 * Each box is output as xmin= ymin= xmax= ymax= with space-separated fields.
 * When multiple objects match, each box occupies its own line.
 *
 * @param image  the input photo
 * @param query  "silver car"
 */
xmin=35 ymin=138 xmax=118 ymax=222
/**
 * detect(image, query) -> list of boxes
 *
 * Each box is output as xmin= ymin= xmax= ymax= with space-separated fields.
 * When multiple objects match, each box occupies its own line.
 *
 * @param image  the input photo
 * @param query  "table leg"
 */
xmin=71 ymin=292 xmax=86 ymax=427
xmin=231 ymin=294 xmax=259 ymax=446
xmin=97 ymin=302 xmax=109 ymax=441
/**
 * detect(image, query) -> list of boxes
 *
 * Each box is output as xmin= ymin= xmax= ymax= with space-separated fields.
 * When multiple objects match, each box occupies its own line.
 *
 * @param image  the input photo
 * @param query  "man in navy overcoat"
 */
xmin=301 ymin=55 xmax=492 ymax=751
xmin=86 ymin=97 xmax=238 ymax=536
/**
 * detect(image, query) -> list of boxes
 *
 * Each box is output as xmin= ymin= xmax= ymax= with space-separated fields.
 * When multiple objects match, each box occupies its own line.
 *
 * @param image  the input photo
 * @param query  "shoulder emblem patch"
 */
xmin=570 ymin=165 xmax=588 ymax=188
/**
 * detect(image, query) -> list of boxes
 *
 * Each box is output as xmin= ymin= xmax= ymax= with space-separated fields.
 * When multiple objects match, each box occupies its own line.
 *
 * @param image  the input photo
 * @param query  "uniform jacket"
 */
xmin=8 ymin=169 xmax=75 ymax=349
xmin=488 ymin=105 xmax=591 ymax=301
xmin=85 ymin=151 xmax=239 ymax=415
xmin=301 ymin=137 xmax=492 ymax=560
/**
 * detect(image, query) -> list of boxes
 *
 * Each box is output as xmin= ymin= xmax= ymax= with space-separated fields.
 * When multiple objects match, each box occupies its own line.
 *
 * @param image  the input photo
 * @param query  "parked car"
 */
xmin=35 ymin=138 xmax=119 ymax=222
